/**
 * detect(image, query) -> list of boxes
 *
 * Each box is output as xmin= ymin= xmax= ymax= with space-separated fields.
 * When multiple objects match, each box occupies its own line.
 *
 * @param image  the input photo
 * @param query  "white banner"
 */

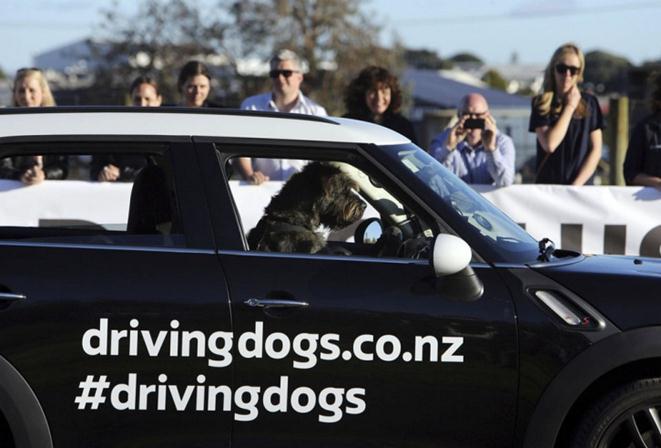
xmin=474 ymin=185 xmax=661 ymax=257
xmin=0 ymin=179 xmax=132 ymax=229
xmin=1 ymin=179 xmax=660 ymax=257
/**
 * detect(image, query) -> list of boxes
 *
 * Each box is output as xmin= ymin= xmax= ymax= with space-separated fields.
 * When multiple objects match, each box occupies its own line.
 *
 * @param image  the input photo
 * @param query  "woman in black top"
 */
xmin=529 ymin=43 xmax=603 ymax=185
xmin=344 ymin=66 xmax=418 ymax=144
xmin=623 ymin=72 xmax=661 ymax=187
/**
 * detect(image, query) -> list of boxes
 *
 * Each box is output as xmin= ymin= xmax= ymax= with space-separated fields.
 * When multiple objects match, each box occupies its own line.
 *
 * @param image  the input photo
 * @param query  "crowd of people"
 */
xmin=2 ymin=43 xmax=660 ymax=189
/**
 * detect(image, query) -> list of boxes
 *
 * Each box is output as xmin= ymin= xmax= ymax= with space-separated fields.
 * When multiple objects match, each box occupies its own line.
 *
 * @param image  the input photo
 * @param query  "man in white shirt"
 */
xmin=238 ymin=49 xmax=327 ymax=184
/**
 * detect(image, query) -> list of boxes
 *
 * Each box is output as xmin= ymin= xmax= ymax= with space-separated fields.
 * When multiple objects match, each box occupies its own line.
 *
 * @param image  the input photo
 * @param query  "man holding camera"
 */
xmin=430 ymin=93 xmax=515 ymax=186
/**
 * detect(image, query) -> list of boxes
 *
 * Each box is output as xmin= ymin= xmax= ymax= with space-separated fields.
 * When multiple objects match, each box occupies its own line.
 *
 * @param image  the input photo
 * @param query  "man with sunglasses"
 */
xmin=238 ymin=49 xmax=327 ymax=184
xmin=430 ymin=93 xmax=515 ymax=187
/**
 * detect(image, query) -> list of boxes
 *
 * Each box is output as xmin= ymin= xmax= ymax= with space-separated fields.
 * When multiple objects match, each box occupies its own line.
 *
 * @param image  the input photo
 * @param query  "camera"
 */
xmin=464 ymin=118 xmax=485 ymax=130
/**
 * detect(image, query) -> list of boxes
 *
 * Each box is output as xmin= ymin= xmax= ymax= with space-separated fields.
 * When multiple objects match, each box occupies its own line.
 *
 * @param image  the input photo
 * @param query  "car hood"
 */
xmin=533 ymin=254 xmax=661 ymax=330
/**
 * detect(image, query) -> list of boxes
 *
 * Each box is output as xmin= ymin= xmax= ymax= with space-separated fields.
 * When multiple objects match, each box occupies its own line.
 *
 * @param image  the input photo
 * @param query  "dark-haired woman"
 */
xmin=129 ymin=75 xmax=162 ymax=107
xmin=344 ymin=66 xmax=417 ymax=144
xmin=91 ymin=75 xmax=162 ymax=182
xmin=623 ymin=72 xmax=661 ymax=187
xmin=177 ymin=60 xmax=216 ymax=108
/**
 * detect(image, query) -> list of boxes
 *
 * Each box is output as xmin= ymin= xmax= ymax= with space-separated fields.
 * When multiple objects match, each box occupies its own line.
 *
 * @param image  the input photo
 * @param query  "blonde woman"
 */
xmin=1 ymin=68 xmax=67 ymax=184
xmin=13 ymin=67 xmax=56 ymax=108
xmin=529 ymin=43 xmax=603 ymax=185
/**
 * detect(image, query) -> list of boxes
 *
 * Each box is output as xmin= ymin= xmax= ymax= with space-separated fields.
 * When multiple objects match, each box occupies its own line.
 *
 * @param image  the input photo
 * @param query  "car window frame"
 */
xmin=193 ymin=137 xmax=482 ymax=262
xmin=0 ymin=136 xmax=216 ymax=251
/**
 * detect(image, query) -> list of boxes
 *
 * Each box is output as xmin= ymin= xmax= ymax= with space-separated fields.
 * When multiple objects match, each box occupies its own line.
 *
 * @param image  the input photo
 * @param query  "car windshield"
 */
xmin=378 ymin=143 xmax=540 ymax=264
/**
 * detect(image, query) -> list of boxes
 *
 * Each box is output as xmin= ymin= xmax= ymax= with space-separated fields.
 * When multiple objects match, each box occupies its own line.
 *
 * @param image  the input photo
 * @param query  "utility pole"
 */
xmin=609 ymin=96 xmax=629 ymax=186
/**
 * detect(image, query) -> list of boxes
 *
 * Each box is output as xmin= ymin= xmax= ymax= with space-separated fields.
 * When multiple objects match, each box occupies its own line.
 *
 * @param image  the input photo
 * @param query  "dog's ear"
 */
xmin=266 ymin=168 xmax=321 ymax=212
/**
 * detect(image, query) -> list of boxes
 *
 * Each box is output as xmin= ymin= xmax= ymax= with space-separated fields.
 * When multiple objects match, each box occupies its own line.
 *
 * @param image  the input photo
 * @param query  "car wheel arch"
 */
xmin=521 ymin=326 xmax=661 ymax=448
xmin=0 ymin=355 xmax=52 ymax=448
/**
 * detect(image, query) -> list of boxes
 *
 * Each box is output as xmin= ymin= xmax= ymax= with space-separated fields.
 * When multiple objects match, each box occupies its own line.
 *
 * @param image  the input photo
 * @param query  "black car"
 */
xmin=0 ymin=107 xmax=660 ymax=448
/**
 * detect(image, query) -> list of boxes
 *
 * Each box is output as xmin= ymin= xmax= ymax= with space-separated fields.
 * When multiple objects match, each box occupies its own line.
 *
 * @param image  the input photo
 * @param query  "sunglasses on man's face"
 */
xmin=555 ymin=63 xmax=580 ymax=76
xmin=269 ymin=69 xmax=299 ymax=79
xmin=16 ymin=67 xmax=42 ymax=75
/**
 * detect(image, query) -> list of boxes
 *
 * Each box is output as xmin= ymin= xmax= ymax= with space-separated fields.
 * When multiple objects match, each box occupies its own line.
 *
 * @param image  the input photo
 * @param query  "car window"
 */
xmin=0 ymin=145 xmax=184 ymax=248
xmin=225 ymin=155 xmax=434 ymax=259
xmin=378 ymin=143 xmax=540 ymax=263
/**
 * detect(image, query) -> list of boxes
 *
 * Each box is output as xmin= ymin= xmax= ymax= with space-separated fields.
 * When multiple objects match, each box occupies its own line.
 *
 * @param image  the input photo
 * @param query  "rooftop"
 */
xmin=403 ymin=68 xmax=532 ymax=109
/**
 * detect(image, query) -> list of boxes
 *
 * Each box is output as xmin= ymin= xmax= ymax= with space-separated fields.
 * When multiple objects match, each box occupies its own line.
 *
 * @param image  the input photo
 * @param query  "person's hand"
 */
xmin=483 ymin=113 xmax=498 ymax=151
xmin=21 ymin=165 xmax=45 ymax=185
xmin=98 ymin=164 xmax=121 ymax=182
xmin=21 ymin=156 xmax=45 ymax=185
xmin=564 ymin=85 xmax=581 ymax=111
xmin=445 ymin=116 xmax=468 ymax=150
xmin=249 ymin=171 xmax=269 ymax=185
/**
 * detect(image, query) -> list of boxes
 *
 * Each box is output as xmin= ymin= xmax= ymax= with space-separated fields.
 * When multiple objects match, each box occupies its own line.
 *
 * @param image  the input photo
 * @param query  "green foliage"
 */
xmin=481 ymin=69 xmax=508 ymax=91
xmin=218 ymin=0 xmax=404 ymax=114
xmin=448 ymin=52 xmax=484 ymax=65
xmin=0 ymin=67 xmax=6 ymax=80
xmin=93 ymin=0 xmax=227 ymax=104
xmin=93 ymin=0 xmax=401 ymax=113
xmin=583 ymin=50 xmax=632 ymax=94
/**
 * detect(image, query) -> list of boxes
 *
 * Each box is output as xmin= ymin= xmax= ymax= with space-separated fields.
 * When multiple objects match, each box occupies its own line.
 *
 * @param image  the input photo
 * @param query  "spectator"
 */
xmin=237 ymin=49 xmax=326 ymax=184
xmin=529 ymin=43 xmax=604 ymax=185
xmin=177 ymin=60 xmax=217 ymax=108
xmin=129 ymin=75 xmax=162 ymax=107
xmin=344 ymin=66 xmax=417 ymax=144
xmin=430 ymin=93 xmax=515 ymax=186
xmin=91 ymin=75 xmax=159 ymax=182
xmin=623 ymin=72 xmax=661 ymax=187
xmin=0 ymin=68 xmax=67 ymax=185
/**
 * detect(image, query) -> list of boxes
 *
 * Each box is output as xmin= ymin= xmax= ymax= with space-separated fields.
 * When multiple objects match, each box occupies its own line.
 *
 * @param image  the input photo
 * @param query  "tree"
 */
xmin=404 ymin=48 xmax=453 ymax=70
xmin=481 ymin=69 xmax=508 ymax=91
xmin=93 ymin=0 xmax=229 ymax=104
xmin=583 ymin=50 xmax=632 ymax=94
xmin=217 ymin=0 xmax=404 ymax=114
xmin=448 ymin=52 xmax=484 ymax=65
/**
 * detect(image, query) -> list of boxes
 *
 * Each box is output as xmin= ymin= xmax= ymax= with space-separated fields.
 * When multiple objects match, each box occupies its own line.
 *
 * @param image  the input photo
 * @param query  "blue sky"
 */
xmin=0 ymin=0 xmax=659 ymax=74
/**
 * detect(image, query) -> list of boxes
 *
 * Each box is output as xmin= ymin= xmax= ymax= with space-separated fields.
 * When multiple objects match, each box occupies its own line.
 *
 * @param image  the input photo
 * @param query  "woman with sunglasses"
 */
xmin=529 ymin=43 xmax=603 ymax=185
xmin=0 ymin=68 xmax=68 ymax=185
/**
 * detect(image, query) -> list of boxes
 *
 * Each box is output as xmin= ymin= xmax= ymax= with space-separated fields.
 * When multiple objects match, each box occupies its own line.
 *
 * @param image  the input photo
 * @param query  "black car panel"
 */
xmin=0 ymin=109 xmax=659 ymax=448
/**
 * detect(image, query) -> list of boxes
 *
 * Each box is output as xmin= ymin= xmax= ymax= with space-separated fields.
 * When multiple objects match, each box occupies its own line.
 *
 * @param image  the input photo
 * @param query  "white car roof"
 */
xmin=0 ymin=108 xmax=410 ymax=145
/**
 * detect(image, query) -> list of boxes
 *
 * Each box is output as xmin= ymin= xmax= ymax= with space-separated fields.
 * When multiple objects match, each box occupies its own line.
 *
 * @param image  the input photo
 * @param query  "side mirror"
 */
xmin=432 ymin=234 xmax=472 ymax=276
xmin=354 ymin=217 xmax=383 ymax=244
xmin=432 ymin=234 xmax=483 ymax=302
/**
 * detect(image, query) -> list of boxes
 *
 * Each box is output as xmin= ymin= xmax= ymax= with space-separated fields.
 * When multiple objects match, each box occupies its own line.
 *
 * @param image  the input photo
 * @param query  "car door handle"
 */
xmin=0 ymin=292 xmax=27 ymax=302
xmin=244 ymin=298 xmax=309 ymax=309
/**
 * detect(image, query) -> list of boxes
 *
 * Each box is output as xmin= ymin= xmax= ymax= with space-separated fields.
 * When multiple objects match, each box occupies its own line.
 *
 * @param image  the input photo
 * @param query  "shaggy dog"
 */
xmin=247 ymin=162 xmax=366 ymax=254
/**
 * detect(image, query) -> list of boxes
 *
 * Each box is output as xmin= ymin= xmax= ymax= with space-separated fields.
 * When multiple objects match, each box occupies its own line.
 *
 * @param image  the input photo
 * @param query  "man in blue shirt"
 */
xmin=430 ymin=93 xmax=515 ymax=186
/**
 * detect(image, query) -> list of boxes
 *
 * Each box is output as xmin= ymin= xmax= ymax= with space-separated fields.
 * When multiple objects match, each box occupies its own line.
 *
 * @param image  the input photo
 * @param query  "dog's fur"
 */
xmin=247 ymin=162 xmax=366 ymax=254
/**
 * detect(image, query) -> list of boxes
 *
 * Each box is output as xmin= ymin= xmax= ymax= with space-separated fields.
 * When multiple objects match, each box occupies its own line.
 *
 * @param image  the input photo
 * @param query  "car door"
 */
xmin=0 ymin=140 xmax=232 ymax=448
xmin=198 ymin=141 xmax=518 ymax=448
